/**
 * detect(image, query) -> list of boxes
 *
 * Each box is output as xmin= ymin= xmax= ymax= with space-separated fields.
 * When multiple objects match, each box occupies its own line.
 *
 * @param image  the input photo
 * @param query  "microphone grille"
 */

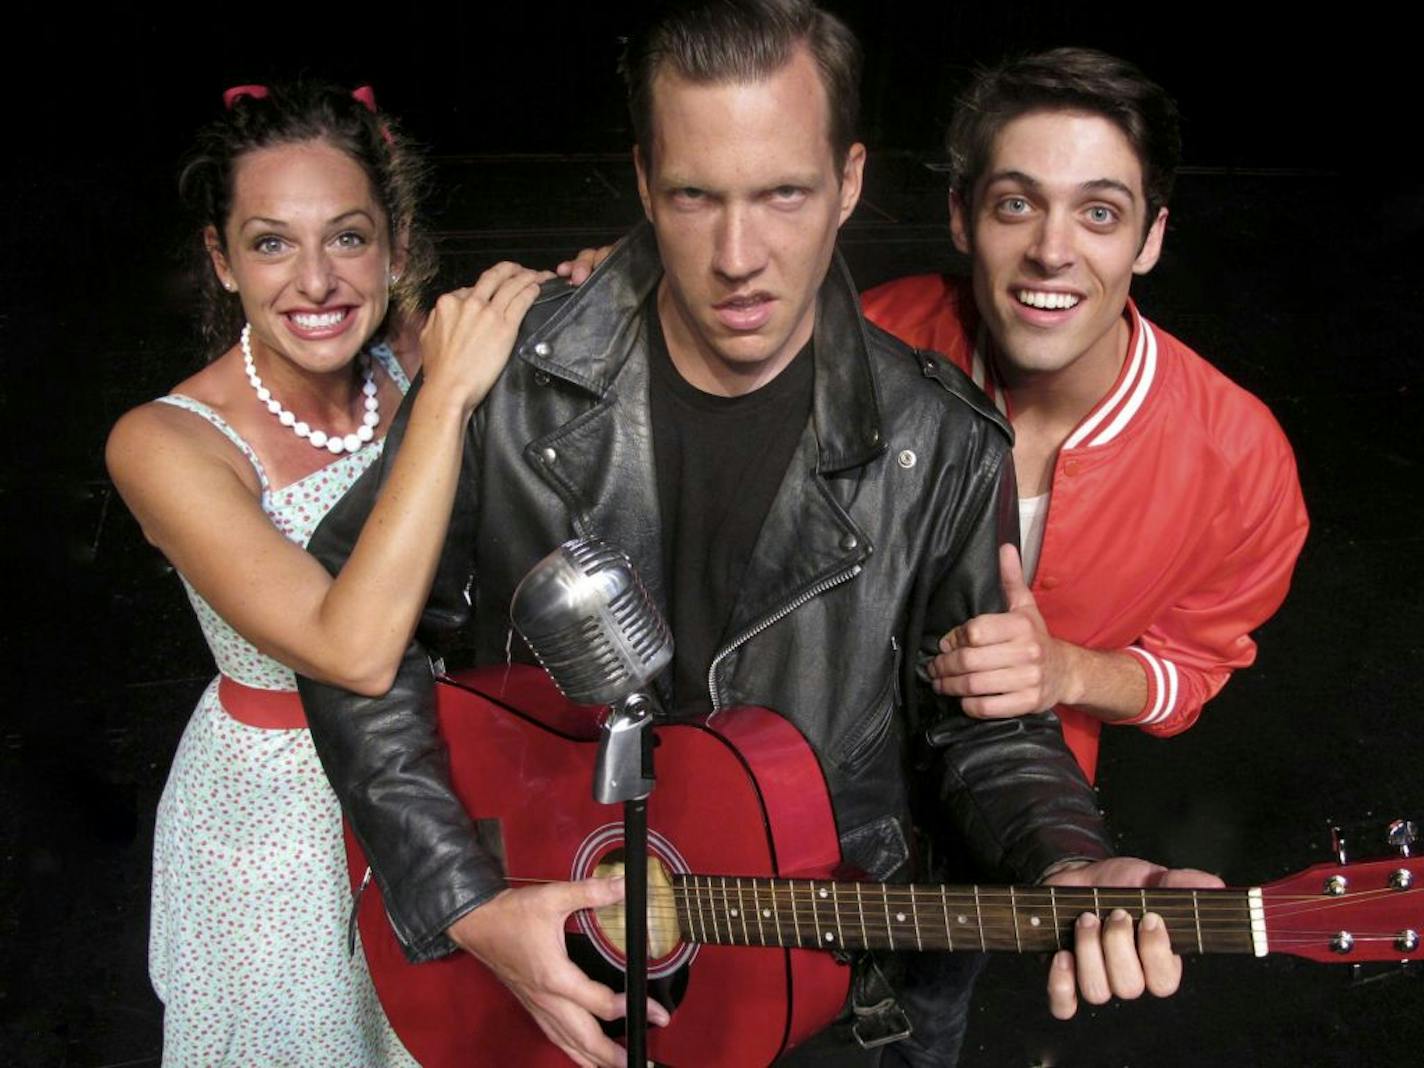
xmin=510 ymin=537 xmax=673 ymax=705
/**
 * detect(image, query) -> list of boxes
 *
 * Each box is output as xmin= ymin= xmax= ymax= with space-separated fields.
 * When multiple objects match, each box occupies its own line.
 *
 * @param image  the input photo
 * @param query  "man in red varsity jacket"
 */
xmin=862 ymin=48 xmax=1308 ymax=783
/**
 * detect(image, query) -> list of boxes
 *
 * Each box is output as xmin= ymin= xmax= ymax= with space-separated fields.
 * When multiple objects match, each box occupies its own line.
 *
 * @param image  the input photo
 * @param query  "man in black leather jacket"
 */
xmin=299 ymin=3 xmax=1215 ymax=1064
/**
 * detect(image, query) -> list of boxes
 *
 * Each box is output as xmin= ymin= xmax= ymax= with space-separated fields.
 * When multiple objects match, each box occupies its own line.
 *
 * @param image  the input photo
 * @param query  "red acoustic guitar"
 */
xmin=346 ymin=666 xmax=1424 ymax=1067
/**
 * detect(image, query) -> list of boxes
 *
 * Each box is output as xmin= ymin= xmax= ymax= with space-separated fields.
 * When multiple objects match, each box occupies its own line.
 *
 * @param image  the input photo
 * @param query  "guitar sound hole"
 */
xmin=590 ymin=850 xmax=684 ymax=960
xmin=573 ymin=848 xmax=690 ymax=1037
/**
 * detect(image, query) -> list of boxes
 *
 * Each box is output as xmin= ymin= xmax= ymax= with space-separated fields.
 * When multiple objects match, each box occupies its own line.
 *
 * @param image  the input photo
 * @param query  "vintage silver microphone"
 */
xmin=509 ymin=536 xmax=671 ymax=704
xmin=510 ymin=536 xmax=670 ymax=1060
xmin=510 ymin=536 xmax=671 ymax=802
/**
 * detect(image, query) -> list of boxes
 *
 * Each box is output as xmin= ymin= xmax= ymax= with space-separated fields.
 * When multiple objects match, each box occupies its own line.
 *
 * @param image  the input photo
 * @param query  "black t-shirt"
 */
xmin=647 ymin=308 xmax=814 ymax=715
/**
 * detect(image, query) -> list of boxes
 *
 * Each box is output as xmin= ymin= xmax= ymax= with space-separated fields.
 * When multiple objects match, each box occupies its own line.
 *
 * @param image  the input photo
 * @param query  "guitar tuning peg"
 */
xmin=1387 ymin=819 xmax=1418 ymax=857
xmin=1331 ymin=825 xmax=1348 ymax=865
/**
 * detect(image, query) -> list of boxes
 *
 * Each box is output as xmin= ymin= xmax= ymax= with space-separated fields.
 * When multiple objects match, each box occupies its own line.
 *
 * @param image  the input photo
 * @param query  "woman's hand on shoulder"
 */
xmin=419 ymin=263 xmax=552 ymax=417
xmin=555 ymin=245 xmax=615 ymax=286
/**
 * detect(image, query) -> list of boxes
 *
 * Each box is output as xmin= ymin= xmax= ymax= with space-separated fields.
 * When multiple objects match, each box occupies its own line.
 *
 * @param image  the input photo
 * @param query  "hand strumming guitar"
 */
xmin=447 ymin=877 xmax=669 ymax=1068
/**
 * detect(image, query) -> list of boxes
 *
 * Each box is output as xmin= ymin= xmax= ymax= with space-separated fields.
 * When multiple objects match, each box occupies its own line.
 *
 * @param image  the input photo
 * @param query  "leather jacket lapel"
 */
xmin=812 ymin=253 xmax=888 ymax=473
xmin=709 ymin=250 xmax=884 ymax=708
xmin=525 ymin=350 xmax=667 ymax=610
xmin=518 ymin=224 xmax=669 ymax=610
xmin=516 ymin=222 xmax=663 ymax=394
xmin=710 ymin=425 xmax=870 ymax=709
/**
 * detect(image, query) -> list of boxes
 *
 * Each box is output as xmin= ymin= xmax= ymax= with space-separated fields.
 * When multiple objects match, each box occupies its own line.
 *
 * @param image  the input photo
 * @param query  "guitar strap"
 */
xmin=850 ymin=952 xmax=914 ymax=1050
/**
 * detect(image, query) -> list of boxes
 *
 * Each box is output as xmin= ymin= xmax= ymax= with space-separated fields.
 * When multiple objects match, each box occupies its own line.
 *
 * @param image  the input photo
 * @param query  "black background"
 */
xmin=3 ymin=4 xmax=1422 ymax=1065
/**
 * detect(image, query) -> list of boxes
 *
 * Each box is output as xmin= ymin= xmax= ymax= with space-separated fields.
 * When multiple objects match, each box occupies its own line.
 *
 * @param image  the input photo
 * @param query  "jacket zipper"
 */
xmin=706 ymin=564 xmax=863 ymax=712
xmin=347 ymin=865 xmax=373 ymax=956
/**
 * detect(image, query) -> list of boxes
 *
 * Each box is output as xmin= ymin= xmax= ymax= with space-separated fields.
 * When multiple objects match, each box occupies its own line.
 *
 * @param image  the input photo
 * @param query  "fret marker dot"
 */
xmin=824 ymin=932 xmax=835 ymax=943
xmin=762 ymin=908 xmax=772 ymax=918
xmin=819 ymin=888 xmax=829 ymax=899
xmin=1030 ymin=916 xmax=1042 ymax=927
xmin=730 ymin=909 xmax=739 ymax=918
xmin=896 ymin=912 xmax=907 ymax=922
xmin=957 ymin=915 xmax=968 ymax=924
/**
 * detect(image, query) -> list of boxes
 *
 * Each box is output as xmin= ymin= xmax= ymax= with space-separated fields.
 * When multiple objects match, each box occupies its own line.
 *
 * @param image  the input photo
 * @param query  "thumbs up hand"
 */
xmin=927 ymin=543 xmax=1082 ymax=718
xmin=996 ymin=538 xmax=1038 ymax=615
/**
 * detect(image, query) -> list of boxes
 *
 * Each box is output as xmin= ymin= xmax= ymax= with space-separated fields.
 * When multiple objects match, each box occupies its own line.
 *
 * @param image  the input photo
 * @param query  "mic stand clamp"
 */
xmin=594 ymin=693 xmax=658 ymax=1065
xmin=594 ymin=695 xmax=656 ymax=805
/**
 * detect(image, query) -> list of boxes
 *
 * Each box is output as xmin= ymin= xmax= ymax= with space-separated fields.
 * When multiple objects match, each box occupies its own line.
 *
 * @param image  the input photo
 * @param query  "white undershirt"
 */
xmin=1017 ymin=492 xmax=1051 ymax=586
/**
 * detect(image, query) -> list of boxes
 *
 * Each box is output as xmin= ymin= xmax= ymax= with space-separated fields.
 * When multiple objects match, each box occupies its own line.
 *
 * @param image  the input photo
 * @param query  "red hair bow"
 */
xmin=351 ymin=85 xmax=395 ymax=144
xmin=220 ymin=83 xmax=392 ymax=144
xmin=350 ymin=85 xmax=379 ymax=113
xmin=222 ymin=84 xmax=270 ymax=109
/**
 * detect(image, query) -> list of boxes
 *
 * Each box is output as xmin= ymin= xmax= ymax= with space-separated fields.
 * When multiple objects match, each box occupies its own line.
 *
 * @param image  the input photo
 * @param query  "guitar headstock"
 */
xmin=1259 ymin=820 xmax=1423 ymax=964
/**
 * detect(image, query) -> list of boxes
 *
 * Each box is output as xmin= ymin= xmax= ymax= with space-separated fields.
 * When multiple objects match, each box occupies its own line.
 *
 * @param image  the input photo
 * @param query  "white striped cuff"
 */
xmin=1123 ymin=645 xmax=1179 ymax=726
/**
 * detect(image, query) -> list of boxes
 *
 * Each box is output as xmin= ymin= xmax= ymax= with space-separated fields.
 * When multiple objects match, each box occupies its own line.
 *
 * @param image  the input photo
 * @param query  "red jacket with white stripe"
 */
xmin=862 ymin=273 xmax=1308 ymax=781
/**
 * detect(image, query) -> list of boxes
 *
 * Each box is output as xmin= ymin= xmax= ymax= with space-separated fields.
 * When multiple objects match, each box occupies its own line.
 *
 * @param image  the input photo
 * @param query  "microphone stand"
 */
xmin=509 ymin=536 xmax=674 ymax=1064
xmin=594 ymin=693 xmax=657 ymax=1066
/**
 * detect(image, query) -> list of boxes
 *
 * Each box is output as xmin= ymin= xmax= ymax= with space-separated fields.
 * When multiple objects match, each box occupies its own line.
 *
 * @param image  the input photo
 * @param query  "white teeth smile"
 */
xmin=1016 ymin=290 xmax=1080 ymax=311
xmin=290 ymin=310 xmax=347 ymax=329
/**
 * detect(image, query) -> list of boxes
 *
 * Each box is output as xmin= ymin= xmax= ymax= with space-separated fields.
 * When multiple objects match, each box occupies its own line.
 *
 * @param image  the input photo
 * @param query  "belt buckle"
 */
xmin=851 ymin=996 xmax=913 ymax=1050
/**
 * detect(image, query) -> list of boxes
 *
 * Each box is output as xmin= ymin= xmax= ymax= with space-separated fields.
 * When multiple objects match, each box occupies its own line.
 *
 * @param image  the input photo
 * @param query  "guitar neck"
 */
xmin=672 ymin=875 xmax=1262 ymax=956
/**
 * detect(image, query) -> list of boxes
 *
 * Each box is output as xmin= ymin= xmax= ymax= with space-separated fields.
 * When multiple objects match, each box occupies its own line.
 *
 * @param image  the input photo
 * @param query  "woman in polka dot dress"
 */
xmin=106 ymin=82 xmax=549 ymax=1066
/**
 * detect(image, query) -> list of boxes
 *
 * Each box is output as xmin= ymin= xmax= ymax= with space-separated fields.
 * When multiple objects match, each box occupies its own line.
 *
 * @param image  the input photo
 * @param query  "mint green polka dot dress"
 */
xmin=148 ymin=347 xmax=419 ymax=1067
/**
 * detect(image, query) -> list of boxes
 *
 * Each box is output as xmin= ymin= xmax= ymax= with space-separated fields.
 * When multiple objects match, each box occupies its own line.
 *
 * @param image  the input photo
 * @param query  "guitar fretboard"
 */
xmin=672 ymin=875 xmax=1259 ymax=955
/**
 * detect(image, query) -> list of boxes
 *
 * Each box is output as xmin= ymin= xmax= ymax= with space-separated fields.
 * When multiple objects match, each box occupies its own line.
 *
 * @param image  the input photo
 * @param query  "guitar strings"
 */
xmin=506 ymin=874 xmax=1420 ymax=916
xmin=504 ymin=875 xmax=1421 ymax=948
xmin=581 ymin=899 xmax=1417 ymax=952
xmin=664 ymin=880 xmax=1423 ymax=921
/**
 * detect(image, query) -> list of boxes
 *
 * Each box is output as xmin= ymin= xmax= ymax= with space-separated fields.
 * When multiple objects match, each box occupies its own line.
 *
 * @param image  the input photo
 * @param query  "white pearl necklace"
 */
xmin=241 ymin=323 xmax=380 ymax=455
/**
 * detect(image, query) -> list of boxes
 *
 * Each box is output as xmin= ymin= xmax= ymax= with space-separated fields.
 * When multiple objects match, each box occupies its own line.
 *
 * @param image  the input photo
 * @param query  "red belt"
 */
xmin=218 ymin=675 xmax=308 ymax=730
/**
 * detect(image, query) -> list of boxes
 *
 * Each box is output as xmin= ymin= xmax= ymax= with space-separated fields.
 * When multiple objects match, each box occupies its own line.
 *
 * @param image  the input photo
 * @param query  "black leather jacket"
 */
xmin=299 ymin=224 xmax=1111 ymax=963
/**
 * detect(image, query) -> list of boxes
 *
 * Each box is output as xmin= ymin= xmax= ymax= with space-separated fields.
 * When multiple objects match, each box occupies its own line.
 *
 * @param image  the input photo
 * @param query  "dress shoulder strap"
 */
xmin=368 ymin=341 xmax=412 ymax=395
xmin=154 ymin=394 xmax=272 ymax=492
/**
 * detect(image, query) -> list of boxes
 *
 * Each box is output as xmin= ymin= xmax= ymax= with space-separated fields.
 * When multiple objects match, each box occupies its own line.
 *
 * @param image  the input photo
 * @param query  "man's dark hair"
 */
xmin=947 ymin=48 xmax=1181 ymax=231
xmin=620 ymin=0 xmax=862 ymax=170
